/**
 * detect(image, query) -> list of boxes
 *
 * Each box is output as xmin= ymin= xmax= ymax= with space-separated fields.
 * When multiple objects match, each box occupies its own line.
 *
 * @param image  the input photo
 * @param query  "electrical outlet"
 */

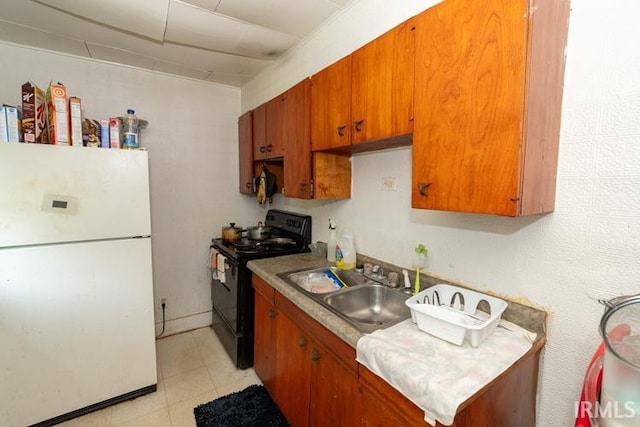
xmin=160 ymin=297 xmax=167 ymax=309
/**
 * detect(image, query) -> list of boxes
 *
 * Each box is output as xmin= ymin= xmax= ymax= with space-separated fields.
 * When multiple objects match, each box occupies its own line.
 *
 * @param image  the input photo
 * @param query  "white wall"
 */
xmin=0 ymin=42 xmax=263 ymax=336
xmin=244 ymin=0 xmax=640 ymax=425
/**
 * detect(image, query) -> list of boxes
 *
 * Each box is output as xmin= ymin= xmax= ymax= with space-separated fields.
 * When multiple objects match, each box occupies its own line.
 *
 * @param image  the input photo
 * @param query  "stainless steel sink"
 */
xmin=277 ymin=267 xmax=411 ymax=333
xmin=323 ymin=284 xmax=410 ymax=332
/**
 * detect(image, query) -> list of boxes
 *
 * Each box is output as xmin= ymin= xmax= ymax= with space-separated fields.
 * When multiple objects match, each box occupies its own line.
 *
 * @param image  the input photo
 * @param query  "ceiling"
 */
xmin=0 ymin=0 xmax=350 ymax=87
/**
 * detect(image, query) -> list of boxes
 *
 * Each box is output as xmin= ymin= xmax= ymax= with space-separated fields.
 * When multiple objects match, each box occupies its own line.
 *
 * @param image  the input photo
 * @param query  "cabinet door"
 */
xmin=351 ymin=18 xmax=415 ymax=145
xmin=359 ymin=365 xmax=427 ymax=427
xmin=252 ymin=103 xmax=267 ymax=160
xmin=253 ymin=291 xmax=277 ymax=396
xmin=283 ymin=79 xmax=312 ymax=199
xmin=412 ymin=0 xmax=525 ymax=216
xmin=310 ymin=55 xmax=352 ymax=151
xmin=238 ymin=111 xmax=254 ymax=195
xmin=308 ymin=340 xmax=360 ymax=427
xmin=266 ymin=94 xmax=286 ymax=158
xmin=360 ymin=386 xmax=418 ymax=427
xmin=274 ymin=311 xmax=312 ymax=426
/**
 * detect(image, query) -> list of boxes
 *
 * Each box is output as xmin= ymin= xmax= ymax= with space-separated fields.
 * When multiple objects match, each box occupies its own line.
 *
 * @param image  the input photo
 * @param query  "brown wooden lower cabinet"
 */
xmin=253 ymin=279 xmax=277 ymax=396
xmin=273 ymin=307 xmax=312 ymax=426
xmin=252 ymin=275 xmax=543 ymax=427
xmin=360 ymin=368 xmax=425 ymax=427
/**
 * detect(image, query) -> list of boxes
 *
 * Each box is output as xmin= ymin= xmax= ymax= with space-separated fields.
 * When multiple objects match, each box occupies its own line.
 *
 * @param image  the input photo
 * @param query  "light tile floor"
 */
xmin=58 ymin=327 xmax=261 ymax=427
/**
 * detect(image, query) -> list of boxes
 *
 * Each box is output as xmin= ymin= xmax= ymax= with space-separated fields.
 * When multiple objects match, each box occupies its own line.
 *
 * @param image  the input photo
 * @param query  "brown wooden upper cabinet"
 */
xmin=266 ymin=93 xmax=286 ymax=157
xmin=283 ymin=79 xmax=312 ymax=199
xmin=412 ymin=0 xmax=570 ymax=216
xmin=310 ymin=55 xmax=352 ymax=151
xmin=311 ymin=18 xmax=415 ymax=151
xmin=252 ymin=103 xmax=268 ymax=160
xmin=351 ymin=17 xmax=415 ymax=146
xmin=253 ymin=95 xmax=285 ymax=161
xmin=283 ymin=78 xmax=351 ymax=200
xmin=238 ymin=111 xmax=254 ymax=195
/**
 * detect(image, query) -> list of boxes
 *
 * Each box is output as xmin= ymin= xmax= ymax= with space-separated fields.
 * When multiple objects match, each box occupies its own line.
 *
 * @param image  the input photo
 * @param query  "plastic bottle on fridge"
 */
xmin=123 ymin=109 xmax=139 ymax=149
xmin=327 ymin=219 xmax=337 ymax=262
xmin=335 ymin=229 xmax=356 ymax=270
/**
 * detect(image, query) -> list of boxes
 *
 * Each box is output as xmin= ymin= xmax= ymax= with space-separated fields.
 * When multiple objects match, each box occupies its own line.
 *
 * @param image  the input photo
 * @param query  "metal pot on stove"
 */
xmin=245 ymin=221 xmax=271 ymax=240
xmin=221 ymin=223 xmax=243 ymax=243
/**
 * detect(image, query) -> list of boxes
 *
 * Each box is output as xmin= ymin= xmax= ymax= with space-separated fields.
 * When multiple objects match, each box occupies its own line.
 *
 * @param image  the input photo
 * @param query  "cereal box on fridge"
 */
xmin=21 ymin=82 xmax=48 ymax=144
xmin=46 ymin=82 xmax=69 ymax=145
xmin=68 ymin=97 xmax=83 ymax=146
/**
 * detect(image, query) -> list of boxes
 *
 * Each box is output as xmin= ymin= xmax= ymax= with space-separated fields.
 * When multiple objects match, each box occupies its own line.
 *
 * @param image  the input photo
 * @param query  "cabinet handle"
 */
xmin=245 ymin=182 xmax=251 ymax=189
xmin=298 ymin=337 xmax=307 ymax=348
xmin=299 ymin=182 xmax=307 ymax=191
xmin=354 ymin=119 xmax=364 ymax=132
xmin=311 ymin=348 xmax=320 ymax=362
xmin=260 ymin=145 xmax=266 ymax=153
xmin=417 ymin=182 xmax=431 ymax=196
xmin=337 ymin=125 xmax=347 ymax=137
xmin=268 ymin=309 xmax=276 ymax=319
xmin=266 ymin=144 xmax=273 ymax=152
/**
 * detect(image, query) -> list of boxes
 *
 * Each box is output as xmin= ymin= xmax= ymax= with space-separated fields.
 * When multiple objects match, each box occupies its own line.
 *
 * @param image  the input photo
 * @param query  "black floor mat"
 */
xmin=193 ymin=384 xmax=289 ymax=427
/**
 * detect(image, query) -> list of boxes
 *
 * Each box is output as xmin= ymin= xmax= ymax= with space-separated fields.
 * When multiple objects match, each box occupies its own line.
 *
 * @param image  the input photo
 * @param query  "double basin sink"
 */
xmin=277 ymin=267 xmax=411 ymax=333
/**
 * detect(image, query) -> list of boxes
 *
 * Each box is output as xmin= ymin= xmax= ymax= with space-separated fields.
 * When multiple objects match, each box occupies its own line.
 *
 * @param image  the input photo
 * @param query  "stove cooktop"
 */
xmin=211 ymin=209 xmax=312 ymax=261
xmin=211 ymin=237 xmax=308 ymax=261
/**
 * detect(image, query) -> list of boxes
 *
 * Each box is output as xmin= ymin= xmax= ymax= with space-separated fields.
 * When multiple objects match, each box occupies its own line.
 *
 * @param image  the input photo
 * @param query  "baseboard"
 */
xmin=155 ymin=309 xmax=212 ymax=338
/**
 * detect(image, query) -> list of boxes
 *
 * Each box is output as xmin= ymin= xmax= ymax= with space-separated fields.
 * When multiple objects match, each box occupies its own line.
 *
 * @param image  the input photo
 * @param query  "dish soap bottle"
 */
xmin=327 ymin=219 xmax=337 ymax=262
xmin=335 ymin=229 xmax=356 ymax=270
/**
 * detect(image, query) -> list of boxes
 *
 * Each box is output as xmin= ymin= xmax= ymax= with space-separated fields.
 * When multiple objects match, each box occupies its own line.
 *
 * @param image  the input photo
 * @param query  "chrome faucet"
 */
xmin=365 ymin=265 xmax=403 ymax=288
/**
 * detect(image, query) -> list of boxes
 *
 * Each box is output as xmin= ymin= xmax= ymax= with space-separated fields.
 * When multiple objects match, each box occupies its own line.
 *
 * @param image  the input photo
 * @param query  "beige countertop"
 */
xmin=247 ymin=253 xmax=547 ymax=349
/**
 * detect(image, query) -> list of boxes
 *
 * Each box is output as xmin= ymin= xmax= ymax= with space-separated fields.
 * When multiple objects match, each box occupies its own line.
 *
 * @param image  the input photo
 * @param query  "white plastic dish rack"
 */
xmin=405 ymin=284 xmax=508 ymax=347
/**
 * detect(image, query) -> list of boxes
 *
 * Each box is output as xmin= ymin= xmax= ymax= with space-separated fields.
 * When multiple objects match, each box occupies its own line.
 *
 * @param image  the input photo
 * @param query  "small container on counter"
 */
xmin=327 ymin=219 xmax=337 ymax=262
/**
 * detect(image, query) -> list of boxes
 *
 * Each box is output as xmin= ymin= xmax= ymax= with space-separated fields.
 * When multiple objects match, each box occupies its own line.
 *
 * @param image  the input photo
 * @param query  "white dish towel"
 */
xmin=208 ymin=248 xmax=219 ymax=278
xmin=216 ymin=253 xmax=227 ymax=284
xmin=356 ymin=318 xmax=536 ymax=426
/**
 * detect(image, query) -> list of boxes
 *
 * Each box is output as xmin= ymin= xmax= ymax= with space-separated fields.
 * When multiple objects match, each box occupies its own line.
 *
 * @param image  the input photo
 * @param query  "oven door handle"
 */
xmin=218 ymin=279 xmax=231 ymax=293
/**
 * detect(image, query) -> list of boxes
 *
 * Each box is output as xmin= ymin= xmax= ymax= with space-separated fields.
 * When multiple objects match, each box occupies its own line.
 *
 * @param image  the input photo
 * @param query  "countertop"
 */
xmin=248 ymin=253 xmax=364 ymax=347
xmin=247 ymin=253 xmax=547 ymax=349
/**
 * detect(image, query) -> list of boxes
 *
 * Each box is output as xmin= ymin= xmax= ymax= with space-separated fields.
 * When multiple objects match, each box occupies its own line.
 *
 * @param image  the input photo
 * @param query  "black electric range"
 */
xmin=209 ymin=209 xmax=312 ymax=368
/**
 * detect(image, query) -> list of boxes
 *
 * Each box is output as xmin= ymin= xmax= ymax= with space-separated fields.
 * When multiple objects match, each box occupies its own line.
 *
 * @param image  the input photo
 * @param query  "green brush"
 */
xmin=413 ymin=244 xmax=428 ymax=295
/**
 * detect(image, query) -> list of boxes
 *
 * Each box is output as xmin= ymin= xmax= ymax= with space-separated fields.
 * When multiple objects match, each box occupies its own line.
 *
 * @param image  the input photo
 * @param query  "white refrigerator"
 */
xmin=0 ymin=143 xmax=157 ymax=426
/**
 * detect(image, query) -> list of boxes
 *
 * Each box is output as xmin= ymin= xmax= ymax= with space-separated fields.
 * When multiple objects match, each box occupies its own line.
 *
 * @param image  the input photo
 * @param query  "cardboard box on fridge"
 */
xmin=0 ymin=105 xmax=8 ymax=142
xmin=0 ymin=105 xmax=22 ymax=142
xmin=109 ymin=117 xmax=122 ymax=148
xmin=83 ymin=118 xmax=101 ymax=147
xmin=21 ymin=82 xmax=48 ymax=143
xmin=4 ymin=105 xmax=21 ymax=142
xmin=46 ymin=82 xmax=69 ymax=145
xmin=68 ymin=97 xmax=83 ymax=146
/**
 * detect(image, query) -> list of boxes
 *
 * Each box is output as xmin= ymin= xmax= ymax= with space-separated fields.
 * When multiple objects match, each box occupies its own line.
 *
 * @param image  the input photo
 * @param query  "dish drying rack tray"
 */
xmin=405 ymin=284 xmax=507 ymax=347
